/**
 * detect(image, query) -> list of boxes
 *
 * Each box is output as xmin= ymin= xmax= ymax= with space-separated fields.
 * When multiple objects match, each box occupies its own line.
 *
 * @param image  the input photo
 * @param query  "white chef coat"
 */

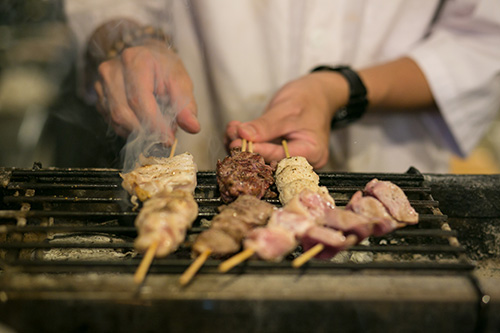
xmin=65 ymin=0 xmax=500 ymax=172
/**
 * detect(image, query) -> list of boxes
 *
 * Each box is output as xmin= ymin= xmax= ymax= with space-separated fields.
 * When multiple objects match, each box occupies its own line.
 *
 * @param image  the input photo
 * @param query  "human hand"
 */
xmin=225 ymin=72 xmax=349 ymax=169
xmin=94 ymin=40 xmax=200 ymax=143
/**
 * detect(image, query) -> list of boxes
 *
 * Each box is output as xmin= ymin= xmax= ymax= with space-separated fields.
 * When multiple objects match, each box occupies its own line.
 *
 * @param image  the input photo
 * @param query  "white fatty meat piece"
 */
xmin=121 ymin=152 xmax=197 ymax=201
xmin=275 ymin=156 xmax=313 ymax=177
xmin=134 ymin=191 xmax=198 ymax=257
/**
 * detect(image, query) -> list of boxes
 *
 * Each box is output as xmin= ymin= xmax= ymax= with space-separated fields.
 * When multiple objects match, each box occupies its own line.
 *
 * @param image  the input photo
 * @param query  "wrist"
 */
xmin=309 ymin=70 xmax=350 ymax=123
xmin=311 ymin=65 xmax=368 ymax=129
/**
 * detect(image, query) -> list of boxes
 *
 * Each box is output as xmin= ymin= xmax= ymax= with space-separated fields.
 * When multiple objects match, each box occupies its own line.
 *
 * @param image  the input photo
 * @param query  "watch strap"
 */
xmin=311 ymin=65 xmax=368 ymax=129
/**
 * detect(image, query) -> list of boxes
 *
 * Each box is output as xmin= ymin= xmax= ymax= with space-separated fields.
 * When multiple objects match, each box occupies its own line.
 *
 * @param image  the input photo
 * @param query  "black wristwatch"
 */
xmin=311 ymin=65 xmax=368 ymax=129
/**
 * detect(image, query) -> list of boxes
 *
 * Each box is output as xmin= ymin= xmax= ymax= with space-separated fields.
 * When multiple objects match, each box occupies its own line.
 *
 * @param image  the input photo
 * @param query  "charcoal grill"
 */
xmin=0 ymin=166 xmax=498 ymax=333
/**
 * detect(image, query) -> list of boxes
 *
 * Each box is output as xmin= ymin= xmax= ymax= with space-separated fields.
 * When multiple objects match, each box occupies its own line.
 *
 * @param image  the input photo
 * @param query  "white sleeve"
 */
xmin=408 ymin=0 xmax=500 ymax=157
xmin=64 ymin=0 xmax=172 ymax=101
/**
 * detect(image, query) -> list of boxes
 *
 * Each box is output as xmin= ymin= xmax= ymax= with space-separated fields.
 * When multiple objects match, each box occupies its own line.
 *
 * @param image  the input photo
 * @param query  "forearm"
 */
xmin=359 ymin=57 xmax=436 ymax=111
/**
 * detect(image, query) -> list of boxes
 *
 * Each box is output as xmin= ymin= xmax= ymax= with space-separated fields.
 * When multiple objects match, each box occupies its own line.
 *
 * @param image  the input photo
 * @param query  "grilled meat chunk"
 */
xmin=301 ymin=226 xmax=357 ymax=259
xmin=323 ymin=208 xmax=374 ymax=241
xmin=244 ymin=226 xmax=297 ymax=262
xmin=275 ymin=156 xmax=328 ymax=205
xmin=121 ymin=152 xmax=197 ymax=201
xmin=364 ymin=178 xmax=419 ymax=224
xmin=192 ymin=195 xmax=275 ymax=257
xmin=216 ymin=147 xmax=276 ymax=203
xmin=134 ymin=190 xmax=198 ymax=257
xmin=346 ymin=191 xmax=401 ymax=236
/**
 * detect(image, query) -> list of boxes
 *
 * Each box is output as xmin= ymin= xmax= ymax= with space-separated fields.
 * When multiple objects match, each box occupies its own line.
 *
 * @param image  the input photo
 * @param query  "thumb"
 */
xmin=237 ymin=109 xmax=293 ymax=143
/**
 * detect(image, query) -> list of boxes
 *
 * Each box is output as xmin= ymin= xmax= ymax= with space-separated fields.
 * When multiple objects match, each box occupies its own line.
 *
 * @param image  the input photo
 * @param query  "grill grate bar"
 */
xmin=1 ymin=258 xmax=475 ymax=274
xmin=0 ymin=242 xmax=465 ymax=254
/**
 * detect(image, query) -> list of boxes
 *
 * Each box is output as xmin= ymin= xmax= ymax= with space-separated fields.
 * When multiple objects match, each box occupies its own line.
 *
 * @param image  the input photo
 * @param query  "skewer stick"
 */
xmin=282 ymin=140 xmax=290 ymax=158
xmin=169 ymin=138 xmax=178 ymax=158
xmin=218 ymin=248 xmax=255 ymax=273
xmin=292 ymin=244 xmax=324 ymax=268
xmin=134 ymin=240 xmax=159 ymax=284
xmin=241 ymin=139 xmax=247 ymax=152
xmin=179 ymin=249 xmax=212 ymax=286
xmin=248 ymin=141 xmax=253 ymax=153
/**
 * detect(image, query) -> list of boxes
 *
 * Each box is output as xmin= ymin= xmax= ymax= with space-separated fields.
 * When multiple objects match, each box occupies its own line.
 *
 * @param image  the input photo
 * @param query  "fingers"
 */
xmin=96 ymin=60 xmax=141 ymax=138
xmin=121 ymin=48 xmax=169 ymax=137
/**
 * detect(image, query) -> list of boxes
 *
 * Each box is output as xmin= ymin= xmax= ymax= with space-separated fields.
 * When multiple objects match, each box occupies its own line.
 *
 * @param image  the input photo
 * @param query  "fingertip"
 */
xmin=177 ymin=107 xmax=201 ymax=134
xmin=237 ymin=123 xmax=258 ymax=141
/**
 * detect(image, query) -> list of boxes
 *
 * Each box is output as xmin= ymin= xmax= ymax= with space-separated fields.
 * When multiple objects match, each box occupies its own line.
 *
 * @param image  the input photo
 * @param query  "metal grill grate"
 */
xmin=0 ymin=166 xmax=475 ymax=274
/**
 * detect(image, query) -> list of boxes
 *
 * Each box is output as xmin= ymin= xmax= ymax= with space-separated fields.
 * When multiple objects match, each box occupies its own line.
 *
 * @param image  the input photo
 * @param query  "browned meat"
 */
xmin=192 ymin=195 xmax=275 ymax=257
xmin=192 ymin=228 xmax=240 ymax=256
xmin=323 ymin=208 xmax=374 ymax=241
xmin=216 ymin=147 xmax=276 ymax=203
xmin=364 ymin=178 xmax=419 ymax=224
xmin=345 ymin=191 xmax=401 ymax=236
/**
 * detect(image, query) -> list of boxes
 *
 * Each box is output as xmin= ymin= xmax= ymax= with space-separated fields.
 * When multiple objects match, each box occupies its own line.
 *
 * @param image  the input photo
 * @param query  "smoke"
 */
xmin=120 ymin=93 xmax=183 ymax=172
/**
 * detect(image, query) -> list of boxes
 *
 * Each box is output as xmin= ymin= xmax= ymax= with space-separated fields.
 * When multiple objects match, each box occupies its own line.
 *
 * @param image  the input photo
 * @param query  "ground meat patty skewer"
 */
xmin=216 ymin=140 xmax=276 ymax=203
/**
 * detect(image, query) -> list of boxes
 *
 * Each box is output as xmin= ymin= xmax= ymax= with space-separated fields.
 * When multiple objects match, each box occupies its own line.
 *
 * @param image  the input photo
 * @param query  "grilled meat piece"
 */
xmin=346 ymin=191 xmax=401 ymax=236
xmin=192 ymin=195 xmax=275 ymax=257
xmin=323 ymin=208 xmax=374 ymax=241
xmin=301 ymin=226 xmax=357 ymax=259
xmin=121 ymin=152 xmax=197 ymax=201
xmin=275 ymin=156 xmax=328 ymax=205
xmin=244 ymin=226 xmax=297 ymax=262
xmin=364 ymin=178 xmax=419 ymax=224
xmin=216 ymin=147 xmax=276 ymax=203
xmin=244 ymin=188 xmax=339 ymax=261
xmin=134 ymin=190 xmax=198 ymax=257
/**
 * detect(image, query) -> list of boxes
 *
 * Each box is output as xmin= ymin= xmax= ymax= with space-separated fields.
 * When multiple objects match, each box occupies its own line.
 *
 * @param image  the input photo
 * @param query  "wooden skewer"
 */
xmin=134 ymin=240 xmax=159 ymax=284
xmin=292 ymin=243 xmax=324 ymax=268
xmin=248 ymin=141 xmax=253 ymax=153
xmin=241 ymin=139 xmax=247 ymax=152
xmin=133 ymin=138 xmax=177 ymax=285
xmin=282 ymin=139 xmax=290 ymax=158
xmin=292 ymin=235 xmax=359 ymax=268
xmin=179 ymin=249 xmax=212 ymax=286
xmin=218 ymin=248 xmax=255 ymax=273
xmin=169 ymin=138 xmax=178 ymax=158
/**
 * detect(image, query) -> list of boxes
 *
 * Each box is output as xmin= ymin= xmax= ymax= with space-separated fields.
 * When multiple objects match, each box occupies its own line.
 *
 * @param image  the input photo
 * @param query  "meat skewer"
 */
xmin=294 ymin=180 xmax=420 ymax=268
xmin=180 ymin=141 xmax=276 ymax=285
xmin=216 ymin=140 xmax=276 ymax=203
xmin=122 ymin=139 xmax=199 ymax=284
xmin=181 ymin=194 xmax=274 ymax=285
xmin=220 ymin=141 xmax=348 ymax=271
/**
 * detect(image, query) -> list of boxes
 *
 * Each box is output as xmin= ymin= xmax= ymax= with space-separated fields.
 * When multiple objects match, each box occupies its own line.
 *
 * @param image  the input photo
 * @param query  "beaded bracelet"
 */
xmin=105 ymin=25 xmax=175 ymax=60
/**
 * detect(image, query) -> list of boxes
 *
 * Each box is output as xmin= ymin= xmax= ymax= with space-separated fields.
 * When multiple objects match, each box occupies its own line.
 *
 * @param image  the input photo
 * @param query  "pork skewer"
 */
xmin=294 ymin=179 xmax=420 ymax=268
xmin=181 ymin=195 xmax=274 ymax=285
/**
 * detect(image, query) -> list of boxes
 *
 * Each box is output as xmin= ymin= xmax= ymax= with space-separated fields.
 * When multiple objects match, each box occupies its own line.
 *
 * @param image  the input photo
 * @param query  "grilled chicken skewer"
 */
xmin=120 ymin=139 xmax=199 ymax=284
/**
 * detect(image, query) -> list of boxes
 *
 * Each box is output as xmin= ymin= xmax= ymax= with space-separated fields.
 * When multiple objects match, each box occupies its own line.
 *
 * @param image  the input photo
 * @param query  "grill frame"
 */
xmin=0 ymin=166 xmax=496 ymax=333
